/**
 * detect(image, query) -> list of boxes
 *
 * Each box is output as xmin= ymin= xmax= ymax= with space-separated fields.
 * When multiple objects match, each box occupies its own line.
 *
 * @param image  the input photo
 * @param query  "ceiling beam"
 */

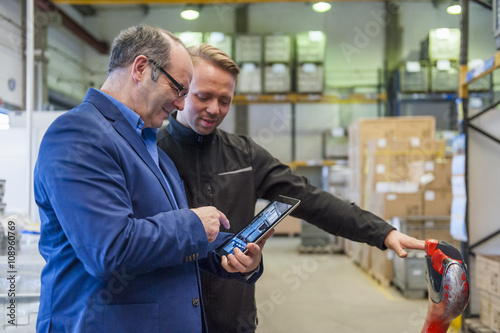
xmin=35 ymin=0 xmax=109 ymax=54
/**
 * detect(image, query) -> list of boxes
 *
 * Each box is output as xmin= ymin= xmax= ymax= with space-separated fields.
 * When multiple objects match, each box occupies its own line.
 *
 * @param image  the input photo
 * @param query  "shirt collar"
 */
xmin=96 ymin=90 xmax=146 ymax=132
xmin=167 ymin=112 xmax=215 ymax=146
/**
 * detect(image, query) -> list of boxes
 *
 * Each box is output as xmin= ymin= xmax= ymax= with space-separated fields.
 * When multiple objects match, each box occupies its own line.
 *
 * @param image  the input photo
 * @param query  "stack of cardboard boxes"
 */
xmin=235 ymin=35 xmax=263 ymax=94
xmin=347 ymin=116 xmax=436 ymax=207
xmin=263 ymin=34 xmax=292 ymax=93
xmin=346 ymin=116 xmax=457 ymax=289
xmin=295 ymin=31 xmax=325 ymax=94
xmin=476 ymin=254 xmax=500 ymax=332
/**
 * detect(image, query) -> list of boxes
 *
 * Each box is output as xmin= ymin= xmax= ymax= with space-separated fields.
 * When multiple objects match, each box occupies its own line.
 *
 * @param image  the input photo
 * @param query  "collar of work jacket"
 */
xmin=166 ymin=112 xmax=216 ymax=147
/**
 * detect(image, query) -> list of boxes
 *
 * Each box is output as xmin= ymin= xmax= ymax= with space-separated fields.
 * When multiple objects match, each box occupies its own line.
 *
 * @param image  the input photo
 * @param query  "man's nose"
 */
xmin=206 ymin=100 xmax=220 ymax=115
xmin=173 ymin=97 xmax=185 ymax=111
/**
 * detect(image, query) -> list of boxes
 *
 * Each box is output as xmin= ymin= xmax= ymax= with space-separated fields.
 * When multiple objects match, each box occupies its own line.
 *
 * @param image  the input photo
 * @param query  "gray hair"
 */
xmin=107 ymin=24 xmax=184 ymax=82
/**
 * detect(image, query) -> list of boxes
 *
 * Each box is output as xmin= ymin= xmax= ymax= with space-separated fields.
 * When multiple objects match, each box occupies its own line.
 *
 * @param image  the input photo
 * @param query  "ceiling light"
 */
xmin=181 ymin=7 xmax=200 ymax=20
xmin=447 ymin=4 xmax=461 ymax=15
xmin=312 ymin=2 xmax=332 ymax=13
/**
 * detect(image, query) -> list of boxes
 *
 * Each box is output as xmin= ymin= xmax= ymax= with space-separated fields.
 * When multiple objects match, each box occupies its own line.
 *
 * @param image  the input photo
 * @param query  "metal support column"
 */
xmin=234 ymin=5 xmax=249 ymax=136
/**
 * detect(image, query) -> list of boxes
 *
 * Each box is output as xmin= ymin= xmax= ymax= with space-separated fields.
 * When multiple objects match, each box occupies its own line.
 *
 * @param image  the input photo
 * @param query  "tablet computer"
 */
xmin=215 ymin=195 xmax=300 ymax=257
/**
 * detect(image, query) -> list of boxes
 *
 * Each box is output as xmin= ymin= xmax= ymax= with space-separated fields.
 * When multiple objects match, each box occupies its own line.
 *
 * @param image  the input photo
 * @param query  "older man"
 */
xmin=34 ymin=26 xmax=266 ymax=333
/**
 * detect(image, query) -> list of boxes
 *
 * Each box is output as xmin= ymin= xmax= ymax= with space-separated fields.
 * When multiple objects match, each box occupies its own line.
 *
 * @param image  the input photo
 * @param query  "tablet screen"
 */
xmin=215 ymin=195 xmax=300 ymax=256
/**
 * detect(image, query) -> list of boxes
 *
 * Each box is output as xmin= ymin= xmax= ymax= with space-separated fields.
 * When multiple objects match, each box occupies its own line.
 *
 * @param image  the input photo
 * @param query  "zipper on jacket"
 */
xmin=206 ymin=184 xmax=213 ymax=205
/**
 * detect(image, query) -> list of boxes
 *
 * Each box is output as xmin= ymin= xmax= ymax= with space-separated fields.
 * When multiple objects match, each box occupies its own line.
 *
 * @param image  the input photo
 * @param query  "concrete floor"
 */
xmin=254 ymin=236 xmax=429 ymax=333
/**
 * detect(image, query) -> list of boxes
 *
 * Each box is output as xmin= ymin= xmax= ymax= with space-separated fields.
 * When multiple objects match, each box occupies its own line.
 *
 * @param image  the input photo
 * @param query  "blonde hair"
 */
xmin=187 ymin=43 xmax=240 ymax=85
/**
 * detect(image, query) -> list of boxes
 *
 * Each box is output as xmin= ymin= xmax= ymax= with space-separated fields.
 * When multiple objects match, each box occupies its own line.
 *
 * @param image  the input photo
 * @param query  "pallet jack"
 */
xmin=421 ymin=239 xmax=470 ymax=333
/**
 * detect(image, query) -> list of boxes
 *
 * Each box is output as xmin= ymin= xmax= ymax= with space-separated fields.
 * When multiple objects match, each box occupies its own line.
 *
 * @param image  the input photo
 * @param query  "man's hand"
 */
xmin=221 ymin=230 xmax=275 ymax=274
xmin=191 ymin=206 xmax=230 ymax=242
xmin=384 ymin=229 xmax=425 ymax=258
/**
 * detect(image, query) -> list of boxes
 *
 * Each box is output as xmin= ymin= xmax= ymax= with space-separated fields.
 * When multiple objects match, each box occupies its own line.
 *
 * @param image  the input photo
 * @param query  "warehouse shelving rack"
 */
xmin=460 ymin=56 xmax=500 ymax=244
xmin=458 ymin=0 xmax=500 ymax=325
xmin=233 ymin=92 xmax=386 ymax=162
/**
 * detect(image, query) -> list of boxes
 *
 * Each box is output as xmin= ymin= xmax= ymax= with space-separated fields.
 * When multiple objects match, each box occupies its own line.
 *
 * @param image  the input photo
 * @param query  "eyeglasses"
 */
xmin=148 ymin=58 xmax=188 ymax=98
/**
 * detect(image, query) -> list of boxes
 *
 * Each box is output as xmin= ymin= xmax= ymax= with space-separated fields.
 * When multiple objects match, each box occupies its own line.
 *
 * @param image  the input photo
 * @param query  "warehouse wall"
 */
xmin=399 ymin=1 xmax=496 ymax=61
xmin=47 ymin=26 xmax=91 ymax=105
xmin=0 ymin=0 xmax=23 ymax=109
xmin=0 ymin=111 xmax=63 ymax=221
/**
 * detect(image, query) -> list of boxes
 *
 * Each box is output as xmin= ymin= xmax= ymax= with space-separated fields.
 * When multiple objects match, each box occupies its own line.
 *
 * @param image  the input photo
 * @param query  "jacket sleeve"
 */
xmin=34 ymin=111 xmax=209 ymax=280
xmin=247 ymin=138 xmax=395 ymax=250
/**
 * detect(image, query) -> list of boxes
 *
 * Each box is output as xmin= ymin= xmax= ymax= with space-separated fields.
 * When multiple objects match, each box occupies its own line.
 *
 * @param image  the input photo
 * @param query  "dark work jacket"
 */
xmin=157 ymin=113 xmax=395 ymax=333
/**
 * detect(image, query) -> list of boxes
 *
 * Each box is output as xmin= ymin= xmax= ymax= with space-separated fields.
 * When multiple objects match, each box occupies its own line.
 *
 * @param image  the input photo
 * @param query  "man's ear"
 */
xmin=131 ymin=55 xmax=149 ymax=83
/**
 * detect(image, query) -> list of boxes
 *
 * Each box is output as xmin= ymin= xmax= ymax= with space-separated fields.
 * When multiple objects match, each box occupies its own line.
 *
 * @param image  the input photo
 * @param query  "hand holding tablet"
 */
xmin=215 ymin=195 xmax=300 ymax=257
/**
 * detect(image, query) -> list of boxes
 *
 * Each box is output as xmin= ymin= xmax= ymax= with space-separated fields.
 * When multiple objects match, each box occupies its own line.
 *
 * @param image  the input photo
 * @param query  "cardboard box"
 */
xmin=423 ymin=189 xmax=452 ymax=216
xmin=479 ymin=291 xmax=500 ymax=331
xmin=296 ymin=31 xmax=326 ymax=63
xmin=420 ymin=159 xmax=452 ymax=190
xmin=360 ymin=243 xmax=372 ymax=272
xmin=395 ymin=218 xmax=458 ymax=246
xmin=422 ymin=220 xmax=460 ymax=248
xmin=175 ymin=31 xmax=203 ymax=48
xmin=476 ymin=254 xmax=500 ymax=297
xmin=370 ymin=192 xmax=423 ymax=220
xmin=362 ymin=137 xmax=446 ymax=211
xmin=235 ymin=35 xmax=262 ymax=63
xmin=297 ymin=63 xmax=324 ymax=93
xmin=348 ymin=116 xmax=436 ymax=208
xmin=427 ymin=28 xmax=461 ymax=61
xmin=264 ymin=34 xmax=292 ymax=62
xmin=344 ymin=239 xmax=355 ymax=258
xmin=237 ymin=63 xmax=262 ymax=94
xmin=264 ymin=64 xmax=291 ymax=93
xmin=399 ymin=61 xmax=429 ymax=93
xmin=365 ymin=138 xmax=446 ymax=187
xmin=204 ymin=32 xmax=233 ymax=58
xmin=430 ymin=64 xmax=459 ymax=93
xmin=370 ymin=249 xmax=393 ymax=284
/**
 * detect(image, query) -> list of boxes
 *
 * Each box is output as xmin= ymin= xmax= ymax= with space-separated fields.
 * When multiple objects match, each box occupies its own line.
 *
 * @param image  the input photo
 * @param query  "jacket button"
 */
xmin=192 ymin=297 xmax=200 ymax=307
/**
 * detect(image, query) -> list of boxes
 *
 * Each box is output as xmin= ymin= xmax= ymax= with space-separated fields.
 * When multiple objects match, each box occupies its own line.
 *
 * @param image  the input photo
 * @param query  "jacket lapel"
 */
xmin=158 ymin=152 xmax=186 ymax=209
xmin=84 ymin=89 xmax=179 ymax=209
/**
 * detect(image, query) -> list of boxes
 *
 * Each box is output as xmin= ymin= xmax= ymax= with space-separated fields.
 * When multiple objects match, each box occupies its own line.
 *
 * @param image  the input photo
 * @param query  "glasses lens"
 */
xmin=178 ymin=87 xmax=188 ymax=98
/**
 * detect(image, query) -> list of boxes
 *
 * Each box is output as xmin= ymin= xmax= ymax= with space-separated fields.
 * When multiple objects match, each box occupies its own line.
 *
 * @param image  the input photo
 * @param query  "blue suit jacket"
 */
xmin=34 ymin=89 xmax=261 ymax=332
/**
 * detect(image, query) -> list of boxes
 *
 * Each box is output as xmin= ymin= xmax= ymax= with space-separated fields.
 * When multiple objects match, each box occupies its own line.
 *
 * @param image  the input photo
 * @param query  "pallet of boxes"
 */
xmin=346 ymin=117 xmax=457 ymax=296
xmin=470 ymin=254 xmax=500 ymax=333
